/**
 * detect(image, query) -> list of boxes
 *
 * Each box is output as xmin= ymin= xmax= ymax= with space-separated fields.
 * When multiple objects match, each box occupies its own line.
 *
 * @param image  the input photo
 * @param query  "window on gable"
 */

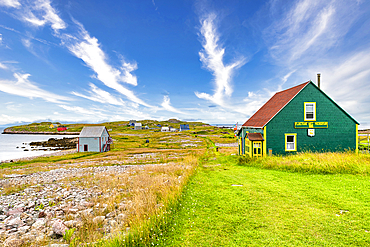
xmin=304 ymin=102 xmax=316 ymax=121
xmin=285 ymin=134 xmax=297 ymax=151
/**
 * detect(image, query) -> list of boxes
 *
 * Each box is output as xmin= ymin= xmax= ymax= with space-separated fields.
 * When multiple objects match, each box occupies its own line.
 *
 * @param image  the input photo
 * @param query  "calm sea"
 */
xmin=0 ymin=128 xmax=79 ymax=162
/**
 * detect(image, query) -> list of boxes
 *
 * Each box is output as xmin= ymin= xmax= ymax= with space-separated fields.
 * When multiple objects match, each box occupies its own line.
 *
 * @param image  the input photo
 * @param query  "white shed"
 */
xmin=78 ymin=126 xmax=112 ymax=152
xmin=161 ymin=127 xmax=170 ymax=132
xmin=134 ymin=123 xmax=142 ymax=130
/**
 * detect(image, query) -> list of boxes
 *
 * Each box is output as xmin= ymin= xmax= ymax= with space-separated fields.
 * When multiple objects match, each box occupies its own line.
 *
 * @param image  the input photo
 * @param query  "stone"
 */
xmin=52 ymin=219 xmax=68 ymax=236
xmin=81 ymin=208 xmax=93 ymax=216
xmin=31 ymin=219 xmax=45 ymax=230
xmin=108 ymin=220 xmax=118 ymax=227
xmin=21 ymin=232 xmax=36 ymax=242
xmin=6 ymin=207 xmax=24 ymax=217
xmin=18 ymin=225 xmax=30 ymax=234
xmin=93 ymin=216 xmax=105 ymax=224
xmin=38 ymin=211 xmax=47 ymax=218
xmin=35 ymin=233 xmax=46 ymax=242
xmin=117 ymin=213 xmax=127 ymax=223
xmin=6 ymin=217 xmax=23 ymax=228
xmin=3 ymin=235 xmax=23 ymax=247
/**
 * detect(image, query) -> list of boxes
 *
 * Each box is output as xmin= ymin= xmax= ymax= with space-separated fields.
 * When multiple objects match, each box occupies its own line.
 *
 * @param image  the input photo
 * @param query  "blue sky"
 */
xmin=1 ymin=0 xmax=370 ymax=128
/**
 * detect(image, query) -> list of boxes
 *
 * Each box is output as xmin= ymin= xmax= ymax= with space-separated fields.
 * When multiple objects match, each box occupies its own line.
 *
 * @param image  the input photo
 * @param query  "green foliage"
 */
xmin=63 ymin=228 xmax=76 ymax=243
xmin=35 ymin=203 xmax=44 ymax=211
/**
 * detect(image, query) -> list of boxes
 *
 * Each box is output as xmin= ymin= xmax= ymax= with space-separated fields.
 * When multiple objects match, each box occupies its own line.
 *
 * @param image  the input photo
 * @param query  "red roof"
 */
xmin=247 ymin=133 xmax=264 ymax=141
xmin=242 ymin=81 xmax=310 ymax=128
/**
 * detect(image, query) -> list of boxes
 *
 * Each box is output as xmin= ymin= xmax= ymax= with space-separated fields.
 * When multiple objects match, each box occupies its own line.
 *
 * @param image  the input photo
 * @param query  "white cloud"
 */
xmin=58 ymin=105 xmax=103 ymax=116
xmin=22 ymin=0 xmax=66 ymax=32
xmin=304 ymin=50 xmax=370 ymax=127
xmin=21 ymin=38 xmax=31 ymax=48
xmin=0 ymin=62 xmax=8 ymax=70
xmin=61 ymin=21 xmax=150 ymax=107
xmin=0 ymin=73 xmax=71 ymax=103
xmin=0 ymin=0 xmax=20 ymax=8
xmin=161 ymin=95 xmax=185 ymax=114
xmin=263 ymin=0 xmax=363 ymax=67
xmin=71 ymin=83 xmax=126 ymax=106
xmin=195 ymin=13 xmax=246 ymax=107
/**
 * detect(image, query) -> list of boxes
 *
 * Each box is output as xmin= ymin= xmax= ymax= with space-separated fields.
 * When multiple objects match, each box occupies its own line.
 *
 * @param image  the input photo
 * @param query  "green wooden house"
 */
xmin=237 ymin=81 xmax=359 ymax=157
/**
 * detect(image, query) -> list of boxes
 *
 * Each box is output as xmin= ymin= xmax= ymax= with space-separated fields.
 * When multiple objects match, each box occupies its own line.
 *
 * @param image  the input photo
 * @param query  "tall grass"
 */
xmin=89 ymin=153 xmax=200 ymax=247
xmin=238 ymin=151 xmax=370 ymax=175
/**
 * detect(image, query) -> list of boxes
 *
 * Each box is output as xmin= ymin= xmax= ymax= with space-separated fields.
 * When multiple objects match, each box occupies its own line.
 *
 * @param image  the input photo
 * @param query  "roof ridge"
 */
xmin=242 ymin=81 xmax=310 ymax=128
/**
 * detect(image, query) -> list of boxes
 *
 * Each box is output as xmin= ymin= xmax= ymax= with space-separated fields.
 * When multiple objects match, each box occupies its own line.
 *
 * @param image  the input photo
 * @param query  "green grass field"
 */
xmin=157 ymin=154 xmax=370 ymax=246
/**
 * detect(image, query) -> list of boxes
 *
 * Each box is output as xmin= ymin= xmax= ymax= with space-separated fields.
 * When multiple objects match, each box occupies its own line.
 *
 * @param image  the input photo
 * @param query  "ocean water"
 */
xmin=0 ymin=128 xmax=79 ymax=162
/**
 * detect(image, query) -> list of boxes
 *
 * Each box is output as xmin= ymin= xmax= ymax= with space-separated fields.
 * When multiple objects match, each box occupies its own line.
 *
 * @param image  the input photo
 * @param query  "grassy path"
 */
xmin=160 ymin=157 xmax=370 ymax=246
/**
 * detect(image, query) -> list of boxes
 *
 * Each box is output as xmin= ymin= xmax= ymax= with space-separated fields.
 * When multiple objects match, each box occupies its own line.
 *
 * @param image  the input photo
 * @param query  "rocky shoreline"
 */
xmin=0 ymin=163 xmax=147 ymax=246
xmin=0 ymin=150 xmax=77 ymax=164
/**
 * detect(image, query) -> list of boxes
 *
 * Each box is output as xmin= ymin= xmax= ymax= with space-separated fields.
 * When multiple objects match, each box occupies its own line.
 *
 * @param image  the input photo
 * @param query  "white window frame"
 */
xmin=304 ymin=102 xmax=316 ymax=121
xmin=285 ymin=133 xmax=297 ymax=152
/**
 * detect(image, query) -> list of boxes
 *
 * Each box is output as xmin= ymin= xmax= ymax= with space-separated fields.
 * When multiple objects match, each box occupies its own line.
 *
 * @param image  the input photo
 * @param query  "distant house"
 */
xmin=161 ymin=127 xmax=170 ymax=132
xmin=129 ymin=120 xmax=136 ymax=126
xmin=237 ymin=79 xmax=359 ymax=157
xmin=57 ymin=126 xmax=67 ymax=132
xmin=157 ymin=124 xmax=162 ymax=127
xmin=180 ymin=124 xmax=190 ymax=131
xmin=78 ymin=126 xmax=112 ymax=152
xmin=134 ymin=123 xmax=142 ymax=130
xmin=49 ymin=123 xmax=56 ymax=128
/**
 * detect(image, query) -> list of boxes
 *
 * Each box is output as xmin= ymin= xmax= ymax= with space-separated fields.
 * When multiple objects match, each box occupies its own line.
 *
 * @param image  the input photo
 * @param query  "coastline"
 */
xmin=2 ymin=130 xmax=80 ymax=135
xmin=0 ymin=149 xmax=77 ymax=163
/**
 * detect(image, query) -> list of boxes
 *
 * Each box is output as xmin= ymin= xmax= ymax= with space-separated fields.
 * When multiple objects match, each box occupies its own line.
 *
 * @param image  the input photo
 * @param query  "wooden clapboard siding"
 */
xmin=265 ymin=82 xmax=357 ymax=155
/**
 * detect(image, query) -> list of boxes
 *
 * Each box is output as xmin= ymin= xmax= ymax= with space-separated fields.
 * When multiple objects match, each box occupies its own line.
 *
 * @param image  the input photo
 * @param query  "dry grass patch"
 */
xmin=55 ymin=154 xmax=199 ymax=245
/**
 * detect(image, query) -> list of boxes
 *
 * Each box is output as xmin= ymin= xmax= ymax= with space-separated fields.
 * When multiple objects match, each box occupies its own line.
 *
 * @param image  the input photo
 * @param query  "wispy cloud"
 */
xmin=161 ymin=95 xmax=185 ymax=114
xmin=0 ymin=73 xmax=71 ymax=103
xmin=58 ymin=105 xmax=103 ymax=116
xmin=21 ymin=0 xmax=66 ymax=32
xmin=60 ymin=21 xmax=150 ymax=107
xmin=195 ymin=13 xmax=246 ymax=107
xmin=305 ymin=50 xmax=370 ymax=120
xmin=0 ymin=62 xmax=7 ymax=70
xmin=0 ymin=0 xmax=20 ymax=8
xmin=71 ymin=83 xmax=126 ymax=106
xmin=263 ymin=0 xmax=363 ymax=66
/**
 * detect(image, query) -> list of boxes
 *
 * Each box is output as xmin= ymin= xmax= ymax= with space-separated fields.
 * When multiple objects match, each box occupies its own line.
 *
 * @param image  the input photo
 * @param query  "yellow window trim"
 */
xmin=285 ymin=133 xmax=297 ymax=152
xmin=304 ymin=102 xmax=316 ymax=121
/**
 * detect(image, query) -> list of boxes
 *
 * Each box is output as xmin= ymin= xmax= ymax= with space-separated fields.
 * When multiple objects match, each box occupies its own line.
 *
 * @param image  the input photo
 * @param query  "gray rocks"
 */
xmin=52 ymin=219 xmax=68 ymax=236
xmin=0 ymin=164 xmax=138 ymax=245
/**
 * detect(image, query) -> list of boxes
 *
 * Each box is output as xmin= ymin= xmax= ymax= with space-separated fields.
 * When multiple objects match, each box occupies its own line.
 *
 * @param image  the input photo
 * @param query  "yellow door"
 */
xmin=253 ymin=141 xmax=263 ymax=157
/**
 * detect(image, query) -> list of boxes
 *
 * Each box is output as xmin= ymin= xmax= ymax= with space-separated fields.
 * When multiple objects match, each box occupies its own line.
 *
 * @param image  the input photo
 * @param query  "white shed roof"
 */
xmin=79 ymin=126 xmax=107 ymax=137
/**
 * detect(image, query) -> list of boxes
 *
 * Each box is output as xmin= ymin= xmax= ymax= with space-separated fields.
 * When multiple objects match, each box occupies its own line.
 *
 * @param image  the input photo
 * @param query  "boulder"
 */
xmin=52 ymin=219 xmax=68 ymax=236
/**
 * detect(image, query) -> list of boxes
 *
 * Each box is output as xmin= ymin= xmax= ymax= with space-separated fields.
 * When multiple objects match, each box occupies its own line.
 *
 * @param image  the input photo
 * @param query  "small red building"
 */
xmin=57 ymin=126 xmax=67 ymax=132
